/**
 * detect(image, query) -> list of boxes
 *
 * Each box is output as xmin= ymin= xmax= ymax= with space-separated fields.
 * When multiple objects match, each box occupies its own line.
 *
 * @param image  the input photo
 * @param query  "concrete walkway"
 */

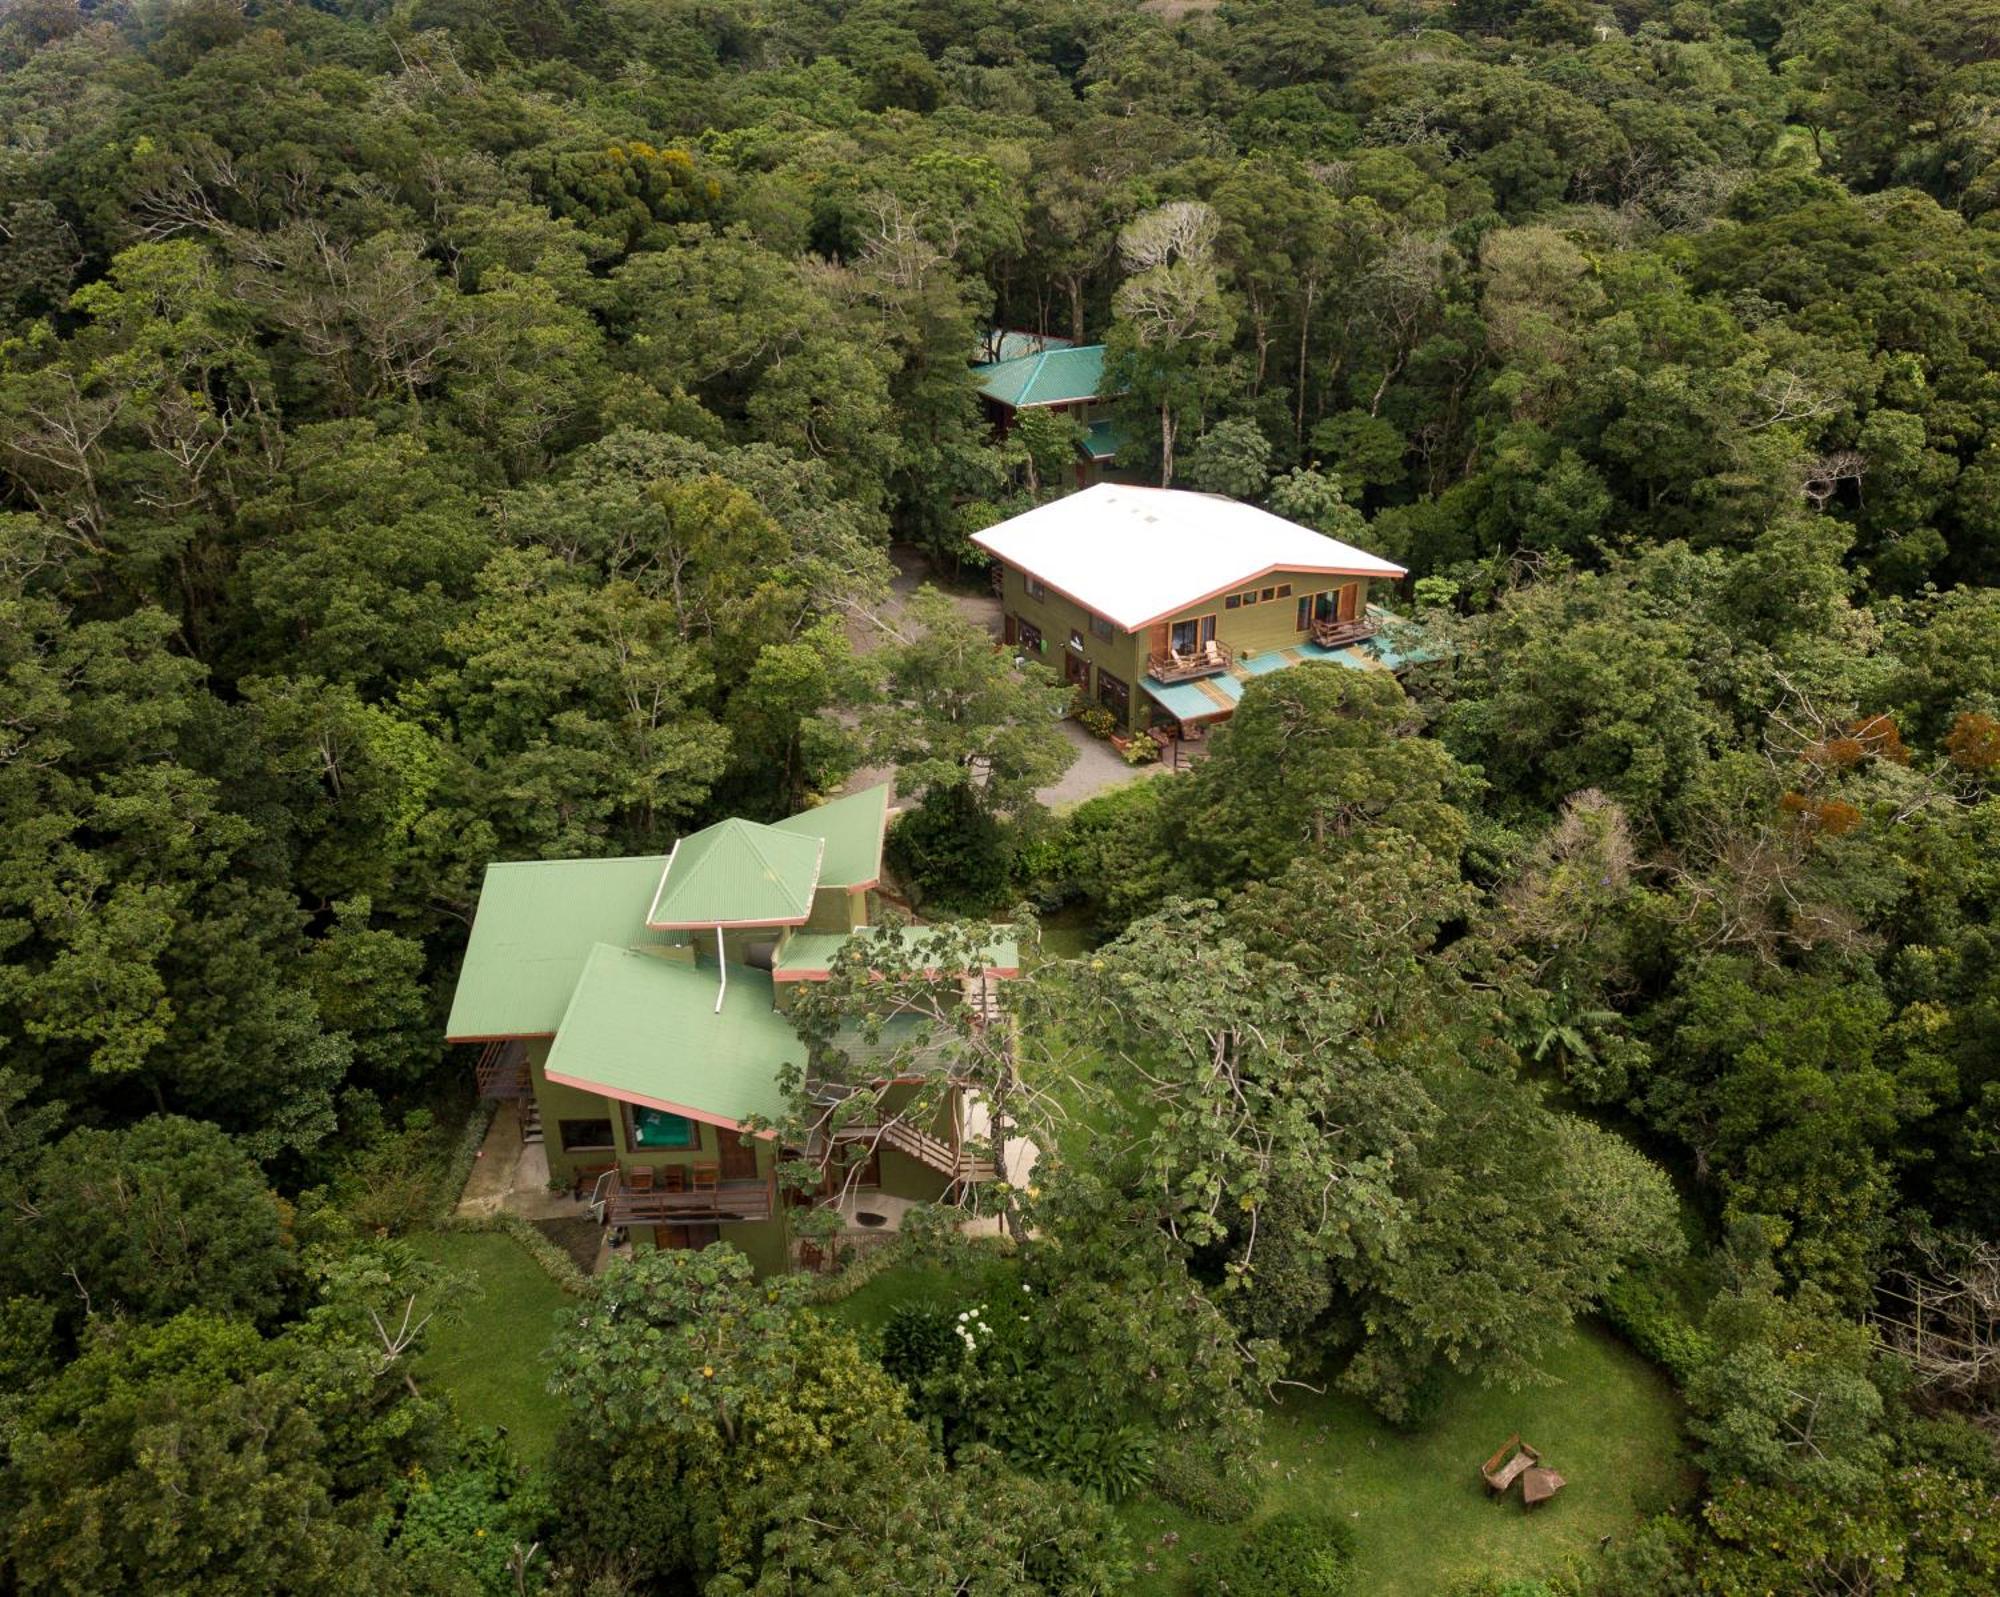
xmin=454 ymin=1102 xmax=591 ymax=1223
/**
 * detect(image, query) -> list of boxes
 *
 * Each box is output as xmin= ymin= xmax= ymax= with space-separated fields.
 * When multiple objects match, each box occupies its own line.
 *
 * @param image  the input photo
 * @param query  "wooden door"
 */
xmin=718 ymin=1129 xmax=760 ymax=1181
xmin=1149 ymin=623 xmax=1170 ymax=657
xmin=1065 ymin=651 xmax=1089 ymax=687
xmin=1003 ymin=613 xmax=1018 ymax=645
xmin=1339 ymin=582 xmax=1361 ymax=621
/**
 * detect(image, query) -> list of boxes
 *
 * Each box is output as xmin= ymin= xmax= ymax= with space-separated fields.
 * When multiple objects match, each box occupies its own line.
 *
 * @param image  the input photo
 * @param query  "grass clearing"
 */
xmin=817 ymin=1251 xmax=1024 ymax=1339
xmin=408 ymin=1228 xmax=572 ymax=1465
xmin=1121 ymin=1321 xmax=1693 ymax=1597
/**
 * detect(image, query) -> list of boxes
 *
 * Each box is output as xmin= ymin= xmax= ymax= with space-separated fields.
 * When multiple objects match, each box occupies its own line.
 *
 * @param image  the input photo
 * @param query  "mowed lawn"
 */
xmin=1122 ymin=1321 xmax=1693 ymax=1597
xmin=407 ymin=1229 xmax=572 ymax=1465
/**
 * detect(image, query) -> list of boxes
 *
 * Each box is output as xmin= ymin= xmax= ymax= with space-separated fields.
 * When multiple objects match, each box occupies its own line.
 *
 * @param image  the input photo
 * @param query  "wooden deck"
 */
xmin=596 ymin=1170 xmax=775 ymax=1226
xmin=1146 ymin=640 xmax=1235 ymax=682
xmin=1310 ymin=616 xmax=1377 ymax=649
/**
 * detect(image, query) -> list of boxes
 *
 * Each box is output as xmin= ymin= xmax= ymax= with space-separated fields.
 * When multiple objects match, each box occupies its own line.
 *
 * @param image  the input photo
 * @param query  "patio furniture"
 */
xmin=571 ymin=1161 xmax=616 ymax=1200
xmin=691 ymin=1162 xmax=720 ymax=1193
xmin=1147 ymin=724 xmax=1175 ymax=753
xmin=1522 ymin=1466 xmax=1567 ymax=1511
xmin=1481 ymin=1434 xmax=1540 ymax=1497
xmin=625 ymin=1165 xmax=655 ymax=1192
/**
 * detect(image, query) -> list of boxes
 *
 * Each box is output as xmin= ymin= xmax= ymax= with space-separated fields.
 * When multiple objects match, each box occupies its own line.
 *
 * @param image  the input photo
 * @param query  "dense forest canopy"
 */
xmin=2 ymin=0 xmax=1999 ymax=1593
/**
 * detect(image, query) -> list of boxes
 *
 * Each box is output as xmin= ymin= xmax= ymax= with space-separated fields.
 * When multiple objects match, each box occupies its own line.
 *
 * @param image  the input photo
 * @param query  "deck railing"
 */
xmin=596 ymin=1170 xmax=775 ymax=1226
xmin=1309 ymin=616 xmax=1377 ymax=649
xmin=474 ymin=1040 xmax=531 ymax=1099
xmin=1146 ymin=640 xmax=1235 ymax=682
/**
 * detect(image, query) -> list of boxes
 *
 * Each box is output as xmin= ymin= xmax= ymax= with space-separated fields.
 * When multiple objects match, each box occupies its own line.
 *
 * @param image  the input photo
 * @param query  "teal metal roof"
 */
xmin=542 ymin=945 xmax=801 ymax=1129
xmin=446 ymin=856 xmax=684 ymax=1040
xmin=1140 ymin=642 xmax=1379 ymax=723
xmin=767 ymin=784 xmax=889 ymax=889
xmin=647 ymin=818 xmax=823 ymax=928
xmin=981 ymin=330 xmax=1074 ymax=362
xmin=974 ymin=344 xmax=1113 ymax=409
xmin=1081 ymin=418 xmax=1126 ymax=462
xmin=773 ymin=925 xmax=1021 ymax=982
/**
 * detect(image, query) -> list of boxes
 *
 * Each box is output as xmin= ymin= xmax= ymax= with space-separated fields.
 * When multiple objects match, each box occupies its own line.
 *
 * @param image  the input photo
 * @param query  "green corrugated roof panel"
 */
xmin=1081 ymin=418 xmax=1126 ymax=461
xmin=543 ymin=945 xmax=801 ymax=1128
xmin=647 ymin=818 xmax=823 ymax=928
xmin=768 ymin=783 xmax=890 ymax=889
xmin=445 ymin=856 xmax=682 ymax=1040
xmin=773 ymin=925 xmax=1021 ymax=981
xmin=973 ymin=344 xmax=1112 ymax=409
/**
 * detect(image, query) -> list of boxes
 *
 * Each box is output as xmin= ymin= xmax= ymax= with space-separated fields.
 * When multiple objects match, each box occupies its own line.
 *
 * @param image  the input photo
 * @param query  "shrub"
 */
xmin=1196 ymin=1510 xmax=1356 ymax=1597
xmin=1150 ymin=1446 xmax=1257 ymax=1523
xmin=1077 ymin=705 xmax=1117 ymax=740
xmin=887 ymin=783 xmax=1013 ymax=909
xmin=880 ymin=1301 xmax=959 ymax=1390
xmin=1602 ymin=1271 xmax=1712 ymax=1383
xmin=1014 ymin=1413 xmax=1157 ymax=1501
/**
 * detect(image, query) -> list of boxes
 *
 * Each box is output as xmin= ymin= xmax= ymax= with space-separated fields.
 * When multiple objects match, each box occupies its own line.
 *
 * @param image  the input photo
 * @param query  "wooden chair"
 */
xmin=691 ymin=1162 xmax=721 ymax=1194
xmin=625 ymin=1165 xmax=655 ymax=1192
xmin=571 ymin=1161 xmax=615 ymax=1200
xmin=660 ymin=1164 xmax=687 ymax=1192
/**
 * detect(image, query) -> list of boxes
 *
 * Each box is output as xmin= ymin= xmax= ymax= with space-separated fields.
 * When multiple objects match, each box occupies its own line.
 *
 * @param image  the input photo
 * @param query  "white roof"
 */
xmin=970 ymin=484 xmax=1406 ymax=632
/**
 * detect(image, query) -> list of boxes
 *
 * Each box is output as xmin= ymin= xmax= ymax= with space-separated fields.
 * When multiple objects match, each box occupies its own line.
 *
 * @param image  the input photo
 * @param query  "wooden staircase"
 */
xmin=474 ymin=1041 xmax=540 ymax=1144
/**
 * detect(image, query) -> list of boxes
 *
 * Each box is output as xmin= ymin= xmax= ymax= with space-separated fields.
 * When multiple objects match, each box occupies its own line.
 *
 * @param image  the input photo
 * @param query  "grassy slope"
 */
xmin=407 ymin=1229 xmax=571 ymax=1465
xmin=1122 ymin=1321 xmax=1693 ymax=1597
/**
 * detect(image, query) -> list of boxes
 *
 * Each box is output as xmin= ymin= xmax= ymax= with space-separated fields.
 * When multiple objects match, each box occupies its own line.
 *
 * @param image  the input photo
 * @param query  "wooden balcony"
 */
xmin=596 ymin=1170 xmax=775 ymax=1226
xmin=805 ymin=1090 xmax=998 ymax=1186
xmin=1309 ymin=616 xmax=1377 ymax=649
xmin=1146 ymin=640 xmax=1234 ymax=682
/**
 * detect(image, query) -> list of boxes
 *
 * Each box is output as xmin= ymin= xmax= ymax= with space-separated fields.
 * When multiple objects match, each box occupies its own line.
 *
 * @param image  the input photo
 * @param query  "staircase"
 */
xmin=960 ymin=973 xmax=1002 ymax=1027
xmin=474 ymin=1041 xmax=539 ymax=1143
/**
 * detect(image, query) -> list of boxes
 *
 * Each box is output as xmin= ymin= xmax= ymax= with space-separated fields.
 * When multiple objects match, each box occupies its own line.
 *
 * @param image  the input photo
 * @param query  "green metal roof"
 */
xmin=773 ymin=925 xmax=1021 ymax=982
xmin=445 ymin=856 xmax=683 ymax=1040
xmin=542 ymin=945 xmax=802 ymax=1129
xmin=647 ymin=818 xmax=823 ymax=928
xmin=1081 ymin=418 xmax=1127 ymax=461
xmin=768 ymin=784 xmax=889 ymax=889
xmin=973 ymin=344 xmax=1113 ymax=409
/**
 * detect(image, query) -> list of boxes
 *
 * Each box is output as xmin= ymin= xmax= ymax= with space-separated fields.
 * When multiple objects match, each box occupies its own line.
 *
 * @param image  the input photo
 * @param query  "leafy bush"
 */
xmin=1602 ymin=1270 xmax=1712 ymax=1383
xmin=1196 ymin=1510 xmax=1356 ymax=1596
xmin=1149 ymin=1445 xmax=1258 ymax=1523
xmin=879 ymin=1301 xmax=959 ymax=1390
xmin=1014 ymin=1412 xmax=1156 ymax=1501
xmin=1076 ymin=704 xmax=1118 ymax=739
xmin=887 ymin=782 xmax=1013 ymax=909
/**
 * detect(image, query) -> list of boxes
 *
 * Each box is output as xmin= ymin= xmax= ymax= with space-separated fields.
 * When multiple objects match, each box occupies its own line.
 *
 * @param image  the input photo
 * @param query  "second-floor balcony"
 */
xmin=1147 ymin=639 xmax=1235 ymax=682
xmin=1309 ymin=615 xmax=1378 ymax=649
xmin=593 ymin=1167 xmax=775 ymax=1226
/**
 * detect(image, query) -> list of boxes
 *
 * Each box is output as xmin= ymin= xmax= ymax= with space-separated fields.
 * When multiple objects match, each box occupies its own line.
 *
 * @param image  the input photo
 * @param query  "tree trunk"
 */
xmin=1159 ymin=404 xmax=1176 ymax=486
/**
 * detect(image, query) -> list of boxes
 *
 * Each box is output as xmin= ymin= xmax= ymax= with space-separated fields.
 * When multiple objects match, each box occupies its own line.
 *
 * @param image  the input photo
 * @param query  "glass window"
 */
xmin=1241 ymin=590 xmax=1258 ymax=606
xmin=1069 ymin=629 xmax=1084 ymax=651
xmin=1017 ymin=619 xmax=1043 ymax=653
xmin=1025 ymin=576 xmax=1046 ymax=601
xmin=630 ymin=1107 xmax=696 ymax=1149
xmin=1276 ymin=583 xmax=1292 ymax=598
xmin=1260 ymin=586 xmax=1276 ymax=602
xmin=559 ymin=1118 xmax=614 ymax=1152
xmin=1090 ymin=614 xmax=1114 ymax=640
xmin=1296 ymin=596 xmax=1311 ymax=631
xmin=1170 ymin=618 xmax=1201 ymax=654
xmin=1225 ymin=595 xmax=1240 ymax=610
xmin=1096 ymin=670 xmax=1129 ymax=718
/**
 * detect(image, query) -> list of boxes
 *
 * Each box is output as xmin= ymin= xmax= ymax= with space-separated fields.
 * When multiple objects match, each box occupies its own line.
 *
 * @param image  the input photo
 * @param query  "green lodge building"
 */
xmin=445 ymin=785 xmax=1017 ymax=1273
xmin=972 ymin=483 xmax=1410 ymax=735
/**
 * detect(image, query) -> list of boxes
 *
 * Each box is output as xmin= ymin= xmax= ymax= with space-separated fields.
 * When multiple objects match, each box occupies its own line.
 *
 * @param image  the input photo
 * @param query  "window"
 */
xmin=1069 ymin=629 xmax=1085 ymax=652
xmin=1260 ymin=586 xmax=1276 ymax=602
xmin=1025 ymin=575 xmax=1046 ymax=601
xmin=1276 ymin=583 xmax=1292 ymax=598
xmin=1169 ymin=615 xmax=1217 ymax=655
xmin=627 ymin=1106 xmax=696 ymax=1149
xmin=1296 ymin=596 xmax=1311 ymax=631
xmin=1017 ymin=619 xmax=1044 ymax=653
xmin=1090 ymin=613 xmax=1114 ymax=640
xmin=1096 ymin=669 xmax=1130 ymax=719
xmin=559 ymin=1118 xmax=614 ymax=1153
xmin=1225 ymin=595 xmax=1241 ymax=610
xmin=1240 ymin=590 xmax=1258 ymax=607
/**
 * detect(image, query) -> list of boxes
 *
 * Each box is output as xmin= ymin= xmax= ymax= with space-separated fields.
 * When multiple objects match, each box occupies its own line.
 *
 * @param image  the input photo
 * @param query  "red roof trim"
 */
xmin=446 ymin=1030 xmax=556 ymax=1045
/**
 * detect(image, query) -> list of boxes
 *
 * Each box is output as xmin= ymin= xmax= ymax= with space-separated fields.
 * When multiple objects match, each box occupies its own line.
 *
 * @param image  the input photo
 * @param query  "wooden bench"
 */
xmin=1481 ymin=1434 xmax=1540 ymax=1497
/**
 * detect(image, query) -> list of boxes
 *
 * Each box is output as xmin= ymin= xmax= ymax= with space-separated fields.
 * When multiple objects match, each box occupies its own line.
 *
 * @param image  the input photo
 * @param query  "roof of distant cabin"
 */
xmin=981 ymin=329 xmax=1075 ymax=363
xmin=1081 ymin=418 xmax=1126 ymax=462
xmin=970 ymin=483 xmax=1408 ymax=632
xmin=973 ymin=344 xmax=1113 ymax=409
xmin=541 ymin=945 xmax=801 ymax=1130
xmin=647 ymin=818 xmax=823 ymax=929
xmin=772 ymin=925 xmax=1022 ymax=982
xmin=444 ymin=855 xmax=684 ymax=1041
xmin=767 ymin=783 xmax=890 ymax=890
